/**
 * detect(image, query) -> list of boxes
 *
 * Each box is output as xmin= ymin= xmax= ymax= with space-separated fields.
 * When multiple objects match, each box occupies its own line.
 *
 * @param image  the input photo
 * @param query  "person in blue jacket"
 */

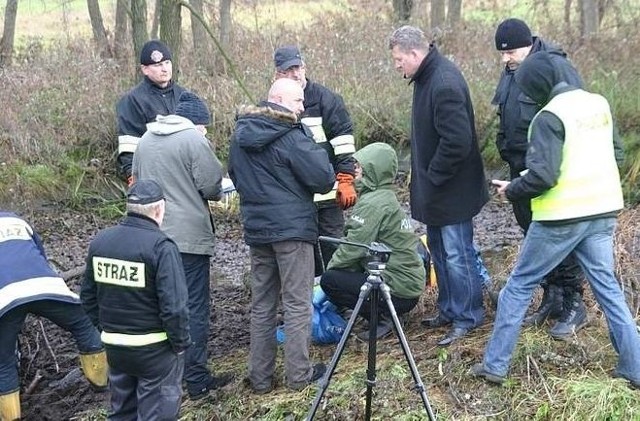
xmin=0 ymin=211 xmax=106 ymax=421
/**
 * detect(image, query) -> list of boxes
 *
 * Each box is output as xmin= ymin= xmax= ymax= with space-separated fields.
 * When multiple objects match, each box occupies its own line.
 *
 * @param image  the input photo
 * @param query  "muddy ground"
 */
xmin=12 ymin=193 xmax=521 ymax=420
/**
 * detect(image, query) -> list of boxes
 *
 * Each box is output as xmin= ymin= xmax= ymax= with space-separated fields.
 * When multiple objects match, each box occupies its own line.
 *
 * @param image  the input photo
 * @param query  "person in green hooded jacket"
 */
xmin=320 ymin=142 xmax=426 ymax=340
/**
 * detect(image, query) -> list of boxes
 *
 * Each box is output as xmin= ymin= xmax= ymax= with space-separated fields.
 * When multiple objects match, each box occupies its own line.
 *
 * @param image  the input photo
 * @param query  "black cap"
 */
xmin=175 ymin=91 xmax=211 ymax=126
xmin=495 ymin=18 xmax=532 ymax=51
xmin=274 ymin=45 xmax=303 ymax=71
xmin=127 ymin=180 xmax=165 ymax=204
xmin=140 ymin=40 xmax=172 ymax=65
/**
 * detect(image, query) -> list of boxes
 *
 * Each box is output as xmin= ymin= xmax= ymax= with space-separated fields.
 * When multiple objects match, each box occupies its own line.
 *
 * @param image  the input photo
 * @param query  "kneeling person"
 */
xmin=82 ymin=180 xmax=190 ymax=420
xmin=320 ymin=143 xmax=425 ymax=340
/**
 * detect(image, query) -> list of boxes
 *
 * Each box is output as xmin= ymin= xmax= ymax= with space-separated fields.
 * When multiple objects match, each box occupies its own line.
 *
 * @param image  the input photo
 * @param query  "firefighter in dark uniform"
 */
xmin=82 ymin=180 xmax=190 ymax=420
xmin=0 ymin=211 xmax=107 ymax=421
xmin=273 ymin=45 xmax=358 ymax=275
xmin=115 ymin=40 xmax=186 ymax=185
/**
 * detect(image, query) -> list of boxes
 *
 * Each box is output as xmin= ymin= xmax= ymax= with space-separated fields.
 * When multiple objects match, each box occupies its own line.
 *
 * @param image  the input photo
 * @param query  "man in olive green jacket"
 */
xmin=320 ymin=142 xmax=425 ymax=340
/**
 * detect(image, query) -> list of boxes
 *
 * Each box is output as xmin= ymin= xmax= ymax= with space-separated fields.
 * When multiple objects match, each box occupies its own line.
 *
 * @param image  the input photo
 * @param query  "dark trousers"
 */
xmin=314 ymin=203 xmax=345 ymax=276
xmin=180 ymin=253 xmax=211 ymax=390
xmin=510 ymin=175 xmax=584 ymax=294
xmin=320 ymin=270 xmax=418 ymax=321
xmin=107 ymin=345 xmax=184 ymax=421
xmin=0 ymin=300 xmax=102 ymax=393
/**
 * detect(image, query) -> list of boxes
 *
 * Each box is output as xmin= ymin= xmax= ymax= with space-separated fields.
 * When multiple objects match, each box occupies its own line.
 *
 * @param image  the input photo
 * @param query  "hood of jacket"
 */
xmin=145 ymin=114 xmax=197 ymax=136
xmin=234 ymin=102 xmax=299 ymax=151
xmin=353 ymin=142 xmax=397 ymax=193
xmin=515 ymin=51 xmax=562 ymax=106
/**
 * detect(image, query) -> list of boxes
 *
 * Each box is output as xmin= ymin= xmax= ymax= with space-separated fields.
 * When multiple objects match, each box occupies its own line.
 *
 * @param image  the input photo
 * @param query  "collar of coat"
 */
xmin=410 ymin=43 xmax=439 ymax=84
xmin=237 ymin=103 xmax=298 ymax=124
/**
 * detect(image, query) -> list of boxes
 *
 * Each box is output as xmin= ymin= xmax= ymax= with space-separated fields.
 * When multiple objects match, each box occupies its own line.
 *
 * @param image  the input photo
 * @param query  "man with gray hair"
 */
xmin=82 ymin=179 xmax=190 ymax=419
xmin=388 ymin=25 xmax=489 ymax=346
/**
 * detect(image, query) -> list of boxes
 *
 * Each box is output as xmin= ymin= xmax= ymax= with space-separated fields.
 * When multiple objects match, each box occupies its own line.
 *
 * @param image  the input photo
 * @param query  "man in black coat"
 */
xmin=388 ymin=25 xmax=489 ymax=346
xmin=492 ymin=18 xmax=588 ymax=339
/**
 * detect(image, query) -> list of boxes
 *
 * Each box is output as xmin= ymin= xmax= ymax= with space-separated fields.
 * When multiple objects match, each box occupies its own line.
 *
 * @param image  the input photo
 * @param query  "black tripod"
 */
xmin=307 ymin=237 xmax=435 ymax=421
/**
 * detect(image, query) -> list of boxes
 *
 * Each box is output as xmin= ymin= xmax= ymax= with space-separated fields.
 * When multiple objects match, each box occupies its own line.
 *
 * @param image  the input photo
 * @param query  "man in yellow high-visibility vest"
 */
xmin=472 ymin=51 xmax=640 ymax=389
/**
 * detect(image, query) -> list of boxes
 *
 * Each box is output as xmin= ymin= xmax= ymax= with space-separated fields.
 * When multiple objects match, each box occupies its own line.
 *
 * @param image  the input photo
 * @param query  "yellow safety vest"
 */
xmin=530 ymin=89 xmax=623 ymax=221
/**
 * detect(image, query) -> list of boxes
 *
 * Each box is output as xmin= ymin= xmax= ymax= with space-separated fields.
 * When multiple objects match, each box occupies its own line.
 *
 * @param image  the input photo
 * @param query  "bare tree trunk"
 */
xmin=87 ymin=0 xmax=112 ymax=57
xmin=447 ymin=0 xmax=462 ymax=27
xmin=0 ymin=0 xmax=18 ymax=67
xmin=160 ymin=0 xmax=182 ymax=81
xmin=114 ymin=0 xmax=130 ymax=59
xmin=392 ymin=0 xmax=413 ymax=21
xmin=190 ymin=0 xmax=211 ymax=69
xmin=218 ymin=0 xmax=232 ymax=73
xmin=431 ymin=0 xmax=446 ymax=30
xmin=564 ymin=0 xmax=573 ymax=39
xmin=131 ymin=0 xmax=148 ymax=71
xmin=580 ymin=0 xmax=599 ymax=37
xmin=151 ymin=0 xmax=162 ymax=39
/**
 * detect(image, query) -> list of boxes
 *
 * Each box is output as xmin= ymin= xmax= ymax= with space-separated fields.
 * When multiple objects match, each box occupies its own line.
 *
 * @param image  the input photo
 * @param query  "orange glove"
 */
xmin=336 ymin=172 xmax=357 ymax=209
xmin=127 ymin=175 xmax=135 ymax=187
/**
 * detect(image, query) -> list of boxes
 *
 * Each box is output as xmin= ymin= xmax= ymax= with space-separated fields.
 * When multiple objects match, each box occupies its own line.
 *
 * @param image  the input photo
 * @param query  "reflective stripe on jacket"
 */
xmin=101 ymin=331 xmax=168 ymax=346
xmin=531 ymin=89 xmax=623 ymax=221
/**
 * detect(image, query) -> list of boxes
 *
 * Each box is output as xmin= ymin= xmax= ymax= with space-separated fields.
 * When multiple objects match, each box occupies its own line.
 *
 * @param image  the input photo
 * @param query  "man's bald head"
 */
xmin=268 ymin=78 xmax=305 ymax=116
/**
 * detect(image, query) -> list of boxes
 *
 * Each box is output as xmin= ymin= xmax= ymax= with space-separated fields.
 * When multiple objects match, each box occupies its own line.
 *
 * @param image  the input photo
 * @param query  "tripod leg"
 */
xmin=307 ymin=282 xmax=373 ymax=421
xmin=379 ymin=283 xmax=436 ymax=420
xmin=365 ymin=286 xmax=380 ymax=420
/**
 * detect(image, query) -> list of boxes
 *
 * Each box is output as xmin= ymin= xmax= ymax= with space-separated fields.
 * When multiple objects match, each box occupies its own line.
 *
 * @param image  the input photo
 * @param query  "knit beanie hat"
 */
xmin=495 ymin=18 xmax=533 ymax=51
xmin=175 ymin=91 xmax=211 ymax=126
xmin=140 ymin=40 xmax=172 ymax=65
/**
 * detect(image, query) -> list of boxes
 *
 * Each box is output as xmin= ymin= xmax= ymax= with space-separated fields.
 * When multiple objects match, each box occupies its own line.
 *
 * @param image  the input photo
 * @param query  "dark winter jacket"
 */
xmin=82 ymin=213 xmax=190 ymax=353
xmin=228 ymin=102 xmax=336 ymax=246
xmin=327 ymin=143 xmax=425 ymax=299
xmin=408 ymin=45 xmax=489 ymax=226
xmin=0 ymin=212 xmax=80 ymax=318
xmin=302 ymin=79 xmax=356 ymax=176
xmin=492 ymin=37 xmax=582 ymax=175
xmin=116 ymin=77 xmax=186 ymax=178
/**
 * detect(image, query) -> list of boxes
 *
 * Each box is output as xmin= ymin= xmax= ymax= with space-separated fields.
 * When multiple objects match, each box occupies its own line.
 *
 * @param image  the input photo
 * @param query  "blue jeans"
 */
xmin=475 ymin=245 xmax=492 ymax=289
xmin=181 ymin=253 xmax=212 ymax=390
xmin=427 ymin=220 xmax=484 ymax=329
xmin=483 ymin=217 xmax=640 ymax=382
xmin=0 ymin=300 xmax=103 ymax=393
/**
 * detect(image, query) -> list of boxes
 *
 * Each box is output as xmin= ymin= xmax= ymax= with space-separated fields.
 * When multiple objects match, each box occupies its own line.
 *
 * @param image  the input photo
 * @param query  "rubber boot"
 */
xmin=80 ymin=350 xmax=108 ymax=390
xmin=0 ymin=390 xmax=20 ymax=421
xmin=549 ymin=290 xmax=588 ymax=340
xmin=523 ymin=284 xmax=563 ymax=326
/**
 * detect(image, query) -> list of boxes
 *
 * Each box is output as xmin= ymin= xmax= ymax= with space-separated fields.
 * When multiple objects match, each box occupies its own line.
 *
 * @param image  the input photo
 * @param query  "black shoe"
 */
xmin=188 ymin=373 xmax=234 ymax=400
xmin=523 ymin=285 xmax=563 ymax=326
xmin=289 ymin=363 xmax=326 ymax=391
xmin=470 ymin=363 xmax=506 ymax=385
xmin=357 ymin=317 xmax=393 ymax=341
xmin=549 ymin=291 xmax=588 ymax=340
xmin=612 ymin=369 xmax=640 ymax=390
xmin=437 ymin=327 xmax=469 ymax=346
xmin=421 ymin=314 xmax=452 ymax=328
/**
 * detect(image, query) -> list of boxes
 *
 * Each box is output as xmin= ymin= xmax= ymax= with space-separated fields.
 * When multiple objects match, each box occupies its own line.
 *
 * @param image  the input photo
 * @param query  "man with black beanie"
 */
xmin=116 ymin=39 xmax=186 ymax=185
xmin=132 ymin=92 xmax=232 ymax=400
xmin=492 ymin=18 xmax=590 ymax=339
